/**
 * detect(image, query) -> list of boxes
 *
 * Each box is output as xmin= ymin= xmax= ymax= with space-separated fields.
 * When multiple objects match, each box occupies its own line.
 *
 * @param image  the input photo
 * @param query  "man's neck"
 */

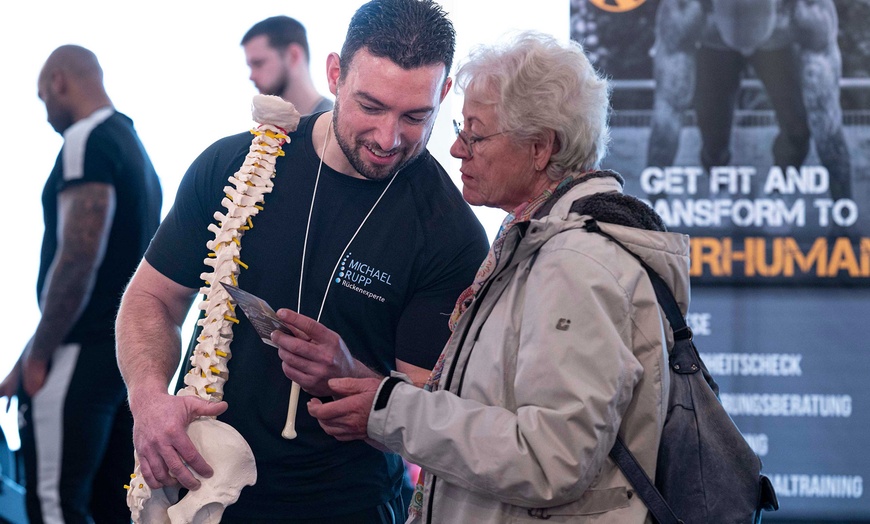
xmin=74 ymin=98 xmax=113 ymax=123
xmin=311 ymin=112 xmax=363 ymax=179
xmin=283 ymin=83 xmax=327 ymax=115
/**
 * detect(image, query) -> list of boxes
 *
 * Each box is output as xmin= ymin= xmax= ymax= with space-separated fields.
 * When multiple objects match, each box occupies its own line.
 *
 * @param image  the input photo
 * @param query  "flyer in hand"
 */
xmin=220 ymin=282 xmax=293 ymax=347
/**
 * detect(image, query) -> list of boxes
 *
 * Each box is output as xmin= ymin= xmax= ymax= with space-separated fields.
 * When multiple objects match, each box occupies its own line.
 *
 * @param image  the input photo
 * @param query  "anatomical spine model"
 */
xmin=126 ymin=95 xmax=301 ymax=524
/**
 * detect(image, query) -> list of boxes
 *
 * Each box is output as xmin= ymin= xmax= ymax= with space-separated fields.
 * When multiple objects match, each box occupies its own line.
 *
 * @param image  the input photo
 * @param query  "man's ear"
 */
xmin=51 ymin=70 xmax=67 ymax=96
xmin=439 ymin=76 xmax=453 ymax=103
xmin=326 ymin=52 xmax=341 ymax=96
xmin=285 ymin=43 xmax=305 ymax=68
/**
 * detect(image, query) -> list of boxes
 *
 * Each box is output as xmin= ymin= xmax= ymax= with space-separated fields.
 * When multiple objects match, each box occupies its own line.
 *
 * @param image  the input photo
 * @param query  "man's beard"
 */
xmin=263 ymin=67 xmax=290 ymax=98
xmin=331 ymin=97 xmax=421 ymax=181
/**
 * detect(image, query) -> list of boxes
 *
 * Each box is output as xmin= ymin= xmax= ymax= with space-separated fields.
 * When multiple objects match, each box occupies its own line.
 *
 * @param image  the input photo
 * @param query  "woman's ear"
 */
xmin=532 ymin=129 xmax=558 ymax=172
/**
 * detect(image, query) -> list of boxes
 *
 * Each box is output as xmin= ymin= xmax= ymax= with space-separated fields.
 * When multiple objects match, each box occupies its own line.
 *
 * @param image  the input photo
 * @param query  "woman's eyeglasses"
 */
xmin=453 ymin=120 xmax=508 ymax=159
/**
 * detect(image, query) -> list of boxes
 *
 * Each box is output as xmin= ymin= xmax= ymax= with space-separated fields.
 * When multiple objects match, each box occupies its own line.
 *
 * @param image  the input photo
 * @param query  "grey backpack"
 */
xmin=585 ymin=220 xmax=779 ymax=524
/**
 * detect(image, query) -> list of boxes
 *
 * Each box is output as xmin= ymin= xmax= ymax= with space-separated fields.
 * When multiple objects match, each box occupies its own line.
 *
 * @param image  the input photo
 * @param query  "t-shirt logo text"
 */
xmin=335 ymin=253 xmax=392 ymax=303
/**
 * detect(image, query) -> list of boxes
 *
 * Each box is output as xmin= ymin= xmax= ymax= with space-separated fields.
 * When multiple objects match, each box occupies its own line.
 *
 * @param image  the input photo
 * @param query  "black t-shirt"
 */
xmin=39 ymin=108 xmax=162 ymax=345
xmin=145 ymin=113 xmax=489 ymax=518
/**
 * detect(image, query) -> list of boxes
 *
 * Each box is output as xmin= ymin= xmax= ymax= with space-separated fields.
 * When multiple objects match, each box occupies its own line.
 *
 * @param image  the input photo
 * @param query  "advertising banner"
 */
xmin=571 ymin=0 xmax=869 ymax=520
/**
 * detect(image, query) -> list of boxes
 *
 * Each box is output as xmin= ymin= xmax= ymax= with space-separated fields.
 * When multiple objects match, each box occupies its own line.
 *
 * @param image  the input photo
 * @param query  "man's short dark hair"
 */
xmin=340 ymin=0 xmax=455 ymax=80
xmin=242 ymin=16 xmax=311 ymax=62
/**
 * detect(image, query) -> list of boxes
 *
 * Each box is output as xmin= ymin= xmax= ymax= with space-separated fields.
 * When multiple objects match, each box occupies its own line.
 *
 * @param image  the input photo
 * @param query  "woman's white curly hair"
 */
xmin=455 ymin=31 xmax=611 ymax=181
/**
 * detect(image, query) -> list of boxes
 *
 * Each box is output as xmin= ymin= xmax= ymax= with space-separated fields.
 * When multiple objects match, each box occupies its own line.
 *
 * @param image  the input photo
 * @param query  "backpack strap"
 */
xmin=583 ymin=219 xmax=684 ymax=524
xmin=583 ymin=219 xmax=690 ymax=340
xmin=610 ymin=437 xmax=681 ymax=524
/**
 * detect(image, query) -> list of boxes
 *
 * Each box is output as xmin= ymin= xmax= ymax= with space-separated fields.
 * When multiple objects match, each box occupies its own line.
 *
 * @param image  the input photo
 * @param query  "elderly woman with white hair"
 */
xmin=294 ymin=31 xmax=691 ymax=523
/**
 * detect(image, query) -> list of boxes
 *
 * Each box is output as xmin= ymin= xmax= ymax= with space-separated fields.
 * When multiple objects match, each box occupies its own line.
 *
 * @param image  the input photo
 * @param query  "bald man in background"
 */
xmin=0 ymin=45 xmax=162 ymax=523
xmin=242 ymin=16 xmax=333 ymax=114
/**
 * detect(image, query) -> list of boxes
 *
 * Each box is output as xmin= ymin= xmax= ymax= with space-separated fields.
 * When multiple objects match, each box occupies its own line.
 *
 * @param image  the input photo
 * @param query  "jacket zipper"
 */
xmin=425 ymin=224 xmax=527 ymax=523
xmin=454 ymin=227 xmax=524 ymax=395
xmin=425 ymin=282 xmax=487 ymax=523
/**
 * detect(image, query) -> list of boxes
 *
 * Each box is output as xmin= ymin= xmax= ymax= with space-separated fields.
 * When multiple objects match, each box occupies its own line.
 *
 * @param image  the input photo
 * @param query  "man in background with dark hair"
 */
xmin=117 ymin=0 xmax=488 ymax=522
xmin=0 ymin=44 xmax=162 ymax=523
xmin=242 ymin=15 xmax=333 ymax=115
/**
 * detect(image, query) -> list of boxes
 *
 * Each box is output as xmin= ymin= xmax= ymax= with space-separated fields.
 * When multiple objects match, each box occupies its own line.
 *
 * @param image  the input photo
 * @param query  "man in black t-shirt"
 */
xmin=116 ymin=1 xmax=488 ymax=522
xmin=0 ymin=45 xmax=162 ymax=523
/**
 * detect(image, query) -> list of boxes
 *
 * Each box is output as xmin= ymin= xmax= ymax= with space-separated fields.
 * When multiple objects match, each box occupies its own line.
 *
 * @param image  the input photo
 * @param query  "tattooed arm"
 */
xmin=21 ymin=181 xmax=115 ymax=395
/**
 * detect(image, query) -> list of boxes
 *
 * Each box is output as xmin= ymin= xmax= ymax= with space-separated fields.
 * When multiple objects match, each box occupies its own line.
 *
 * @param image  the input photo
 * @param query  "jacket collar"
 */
xmin=497 ymin=176 xmax=626 ymax=263
xmin=548 ymin=176 xmax=624 ymax=220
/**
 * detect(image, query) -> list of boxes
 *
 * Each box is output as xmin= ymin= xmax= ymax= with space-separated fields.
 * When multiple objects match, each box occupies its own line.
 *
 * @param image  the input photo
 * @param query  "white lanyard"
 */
xmin=298 ymin=119 xmax=399 ymax=322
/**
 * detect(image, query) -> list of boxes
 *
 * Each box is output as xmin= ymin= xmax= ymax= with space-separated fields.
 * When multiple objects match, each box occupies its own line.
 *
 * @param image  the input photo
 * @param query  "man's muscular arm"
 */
xmin=22 ymin=182 xmax=114 ymax=395
xmin=647 ymin=0 xmax=706 ymax=168
xmin=116 ymin=260 xmax=196 ymax=405
xmin=116 ymin=260 xmax=226 ymax=490
xmin=792 ymin=0 xmax=852 ymax=200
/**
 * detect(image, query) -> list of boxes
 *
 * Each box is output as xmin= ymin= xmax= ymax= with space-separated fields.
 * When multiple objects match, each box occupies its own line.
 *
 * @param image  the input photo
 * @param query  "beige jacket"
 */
xmin=368 ymin=177 xmax=691 ymax=523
